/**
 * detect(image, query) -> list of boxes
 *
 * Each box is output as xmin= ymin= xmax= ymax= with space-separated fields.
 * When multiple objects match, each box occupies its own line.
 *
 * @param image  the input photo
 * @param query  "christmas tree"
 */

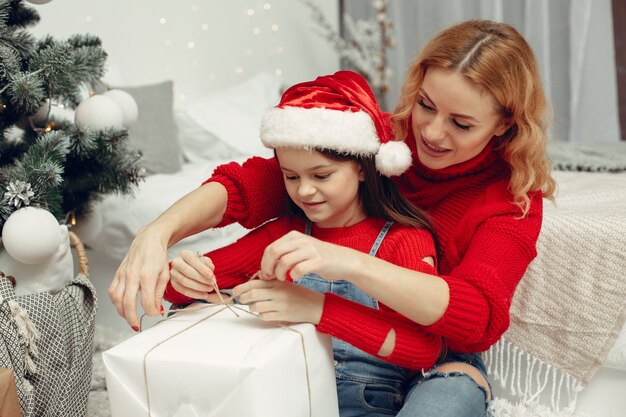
xmin=0 ymin=0 xmax=143 ymax=236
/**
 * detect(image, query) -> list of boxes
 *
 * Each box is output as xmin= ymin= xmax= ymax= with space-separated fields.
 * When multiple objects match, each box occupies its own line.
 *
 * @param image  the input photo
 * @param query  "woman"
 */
xmin=110 ymin=19 xmax=556 ymax=416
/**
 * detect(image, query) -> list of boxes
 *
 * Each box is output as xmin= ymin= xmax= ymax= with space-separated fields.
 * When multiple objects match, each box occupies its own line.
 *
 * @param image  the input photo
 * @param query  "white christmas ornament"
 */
xmin=25 ymin=0 xmax=53 ymax=4
xmin=103 ymin=89 xmax=138 ymax=127
xmin=1 ymin=207 xmax=60 ymax=264
xmin=75 ymin=95 xmax=124 ymax=130
xmin=0 ymin=225 xmax=73 ymax=296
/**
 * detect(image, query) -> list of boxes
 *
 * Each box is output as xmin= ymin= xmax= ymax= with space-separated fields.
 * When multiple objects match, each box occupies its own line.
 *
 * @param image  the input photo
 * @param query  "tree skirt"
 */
xmin=87 ymin=325 xmax=594 ymax=417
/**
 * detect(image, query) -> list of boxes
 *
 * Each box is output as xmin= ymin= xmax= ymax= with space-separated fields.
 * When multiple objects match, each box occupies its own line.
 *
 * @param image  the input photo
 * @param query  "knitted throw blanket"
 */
xmin=484 ymin=170 xmax=626 ymax=410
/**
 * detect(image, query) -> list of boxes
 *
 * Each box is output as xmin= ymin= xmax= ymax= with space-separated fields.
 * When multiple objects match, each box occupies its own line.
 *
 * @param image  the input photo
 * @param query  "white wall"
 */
xmin=29 ymin=0 xmax=340 ymax=104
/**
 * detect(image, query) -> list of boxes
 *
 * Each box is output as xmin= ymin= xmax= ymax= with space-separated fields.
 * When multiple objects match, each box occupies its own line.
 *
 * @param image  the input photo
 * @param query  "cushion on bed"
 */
xmin=178 ymin=72 xmax=281 ymax=159
xmin=175 ymin=109 xmax=244 ymax=163
xmin=120 ymin=80 xmax=183 ymax=175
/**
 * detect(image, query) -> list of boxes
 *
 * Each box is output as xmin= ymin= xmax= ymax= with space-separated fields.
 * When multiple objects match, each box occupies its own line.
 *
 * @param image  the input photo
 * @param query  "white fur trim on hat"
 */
xmin=375 ymin=140 xmax=412 ymax=176
xmin=261 ymin=106 xmax=380 ymax=155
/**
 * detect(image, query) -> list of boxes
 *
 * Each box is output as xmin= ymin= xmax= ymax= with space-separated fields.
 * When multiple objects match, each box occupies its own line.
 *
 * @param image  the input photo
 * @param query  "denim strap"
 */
xmin=304 ymin=219 xmax=393 ymax=256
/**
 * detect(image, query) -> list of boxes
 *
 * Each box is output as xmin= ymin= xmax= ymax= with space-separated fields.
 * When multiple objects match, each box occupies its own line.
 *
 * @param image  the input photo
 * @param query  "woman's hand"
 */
xmin=108 ymin=225 xmax=172 ymax=330
xmin=108 ymin=181 xmax=228 ymax=330
xmin=259 ymin=231 xmax=361 ymax=282
xmin=170 ymin=250 xmax=217 ymax=301
xmin=232 ymin=279 xmax=324 ymax=324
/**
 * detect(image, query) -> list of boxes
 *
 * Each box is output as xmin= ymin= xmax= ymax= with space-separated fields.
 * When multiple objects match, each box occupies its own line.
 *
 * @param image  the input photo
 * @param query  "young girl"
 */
xmin=164 ymin=71 xmax=442 ymax=416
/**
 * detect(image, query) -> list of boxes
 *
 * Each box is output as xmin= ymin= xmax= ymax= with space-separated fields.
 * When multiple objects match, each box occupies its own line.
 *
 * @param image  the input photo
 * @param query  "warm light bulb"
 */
xmin=159 ymin=18 xmax=167 ymax=24
xmin=274 ymin=68 xmax=283 ymax=76
xmin=201 ymin=23 xmax=208 ymax=30
xmin=271 ymin=24 xmax=278 ymax=32
xmin=85 ymin=16 xmax=92 ymax=22
xmin=263 ymin=3 xmax=271 ymax=10
xmin=187 ymin=41 xmax=196 ymax=49
xmin=253 ymin=27 xmax=261 ymax=35
xmin=235 ymin=67 xmax=244 ymax=74
xmin=246 ymin=9 xmax=254 ymax=16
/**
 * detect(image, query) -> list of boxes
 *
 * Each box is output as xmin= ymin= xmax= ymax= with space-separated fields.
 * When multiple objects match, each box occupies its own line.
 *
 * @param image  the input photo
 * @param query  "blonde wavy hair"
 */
xmin=392 ymin=19 xmax=556 ymax=217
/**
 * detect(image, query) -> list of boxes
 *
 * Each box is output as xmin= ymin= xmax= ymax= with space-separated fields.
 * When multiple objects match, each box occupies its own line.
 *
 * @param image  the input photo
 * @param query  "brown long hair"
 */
xmin=392 ymin=19 xmax=556 ymax=217
xmin=284 ymin=148 xmax=435 ymax=238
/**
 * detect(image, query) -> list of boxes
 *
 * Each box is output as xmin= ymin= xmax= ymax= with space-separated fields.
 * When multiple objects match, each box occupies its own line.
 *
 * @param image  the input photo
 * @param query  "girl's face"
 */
xmin=411 ymin=67 xmax=509 ymax=170
xmin=276 ymin=147 xmax=366 ymax=228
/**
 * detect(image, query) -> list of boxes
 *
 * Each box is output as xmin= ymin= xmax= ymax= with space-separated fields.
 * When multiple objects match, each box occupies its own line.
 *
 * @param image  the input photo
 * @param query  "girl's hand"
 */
xmin=169 ymin=250 xmax=217 ymax=301
xmin=232 ymin=279 xmax=324 ymax=324
xmin=260 ymin=231 xmax=360 ymax=281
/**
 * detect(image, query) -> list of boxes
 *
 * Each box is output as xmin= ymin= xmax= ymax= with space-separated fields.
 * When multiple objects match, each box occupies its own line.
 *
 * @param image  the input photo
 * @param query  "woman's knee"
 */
xmin=400 ymin=364 xmax=491 ymax=417
xmin=432 ymin=361 xmax=492 ymax=401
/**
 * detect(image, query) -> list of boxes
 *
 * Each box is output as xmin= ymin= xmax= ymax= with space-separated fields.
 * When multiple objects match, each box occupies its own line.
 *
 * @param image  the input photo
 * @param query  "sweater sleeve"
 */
xmin=426 ymin=193 xmax=543 ymax=352
xmin=204 ymin=156 xmax=288 ymax=229
xmin=317 ymin=227 xmax=442 ymax=370
xmin=318 ymin=292 xmax=441 ymax=371
xmin=164 ymin=219 xmax=290 ymax=305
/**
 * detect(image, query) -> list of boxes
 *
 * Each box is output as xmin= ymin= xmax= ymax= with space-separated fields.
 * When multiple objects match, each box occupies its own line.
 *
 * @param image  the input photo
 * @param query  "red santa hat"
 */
xmin=260 ymin=70 xmax=412 ymax=177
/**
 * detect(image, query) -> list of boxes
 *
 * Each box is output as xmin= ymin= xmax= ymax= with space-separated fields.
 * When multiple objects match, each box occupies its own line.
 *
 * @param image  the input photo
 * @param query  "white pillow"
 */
xmin=175 ymin=109 xmax=244 ymax=163
xmin=180 ymin=72 xmax=281 ymax=158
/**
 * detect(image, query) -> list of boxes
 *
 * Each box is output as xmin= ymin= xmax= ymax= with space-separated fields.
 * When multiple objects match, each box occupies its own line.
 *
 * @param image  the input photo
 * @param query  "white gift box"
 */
xmin=103 ymin=303 xmax=339 ymax=417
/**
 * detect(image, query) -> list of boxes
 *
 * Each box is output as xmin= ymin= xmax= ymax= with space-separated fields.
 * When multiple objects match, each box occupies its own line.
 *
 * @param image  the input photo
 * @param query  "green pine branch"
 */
xmin=0 ymin=0 xmax=144 ymax=234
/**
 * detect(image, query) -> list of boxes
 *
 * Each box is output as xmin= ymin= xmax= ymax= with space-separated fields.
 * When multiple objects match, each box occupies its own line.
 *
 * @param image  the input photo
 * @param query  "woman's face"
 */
xmin=411 ymin=67 xmax=509 ymax=170
xmin=276 ymin=147 xmax=366 ymax=228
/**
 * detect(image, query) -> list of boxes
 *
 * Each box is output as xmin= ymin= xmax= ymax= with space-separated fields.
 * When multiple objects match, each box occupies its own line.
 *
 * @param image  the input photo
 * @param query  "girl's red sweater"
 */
xmin=203 ymin=131 xmax=543 ymax=353
xmin=165 ymin=216 xmax=441 ymax=370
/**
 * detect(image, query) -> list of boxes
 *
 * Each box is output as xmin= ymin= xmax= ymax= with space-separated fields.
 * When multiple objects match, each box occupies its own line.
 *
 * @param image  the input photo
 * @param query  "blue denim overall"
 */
xmin=294 ymin=220 xmax=410 ymax=416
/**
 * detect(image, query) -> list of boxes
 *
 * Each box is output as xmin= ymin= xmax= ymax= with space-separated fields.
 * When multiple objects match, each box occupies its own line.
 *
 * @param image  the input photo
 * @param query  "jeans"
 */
xmin=338 ymin=351 xmax=491 ymax=417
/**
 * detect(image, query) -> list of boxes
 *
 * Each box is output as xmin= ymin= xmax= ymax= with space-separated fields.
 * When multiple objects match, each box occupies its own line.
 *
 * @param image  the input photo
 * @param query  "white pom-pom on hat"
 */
xmin=375 ymin=140 xmax=412 ymax=177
